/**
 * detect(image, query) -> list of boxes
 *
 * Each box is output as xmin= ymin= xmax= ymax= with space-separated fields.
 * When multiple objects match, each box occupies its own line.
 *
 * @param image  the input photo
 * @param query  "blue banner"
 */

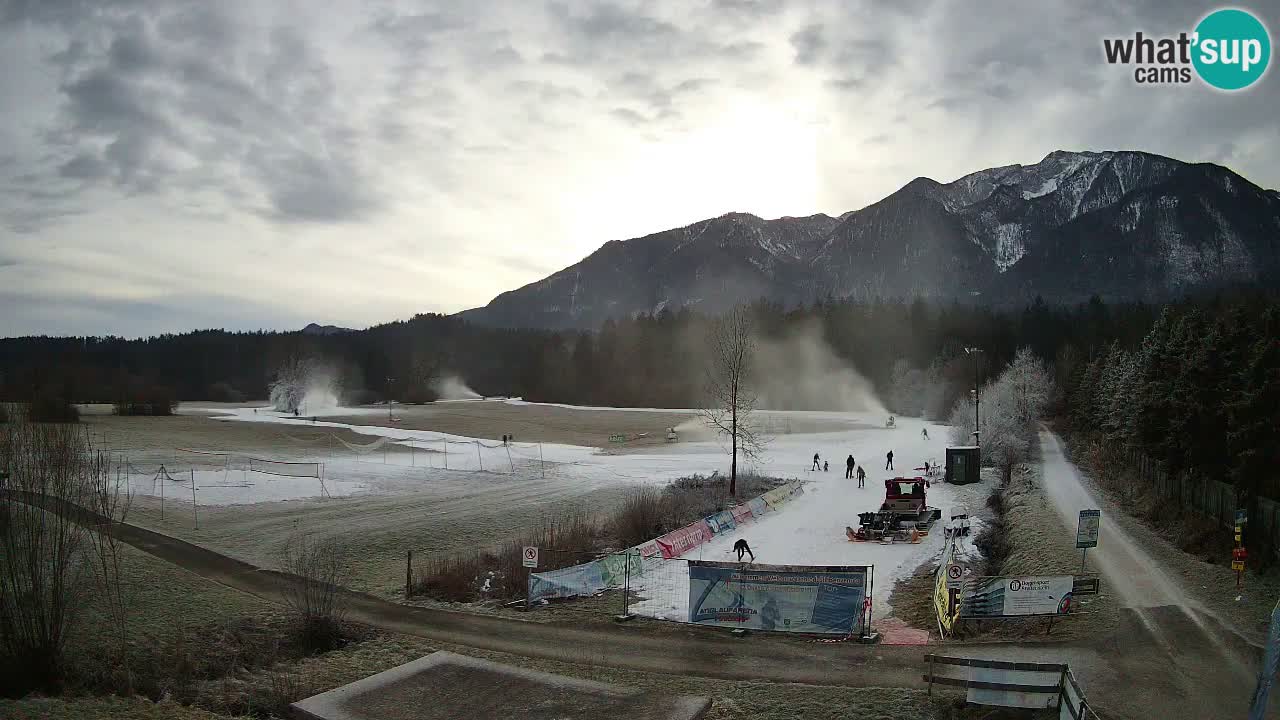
xmin=707 ymin=510 xmax=736 ymax=533
xmin=528 ymin=561 xmax=606 ymax=602
xmin=688 ymin=561 xmax=868 ymax=635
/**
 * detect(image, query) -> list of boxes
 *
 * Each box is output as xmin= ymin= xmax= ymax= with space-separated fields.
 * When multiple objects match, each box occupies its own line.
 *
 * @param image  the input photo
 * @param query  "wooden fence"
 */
xmin=1128 ymin=449 xmax=1280 ymax=556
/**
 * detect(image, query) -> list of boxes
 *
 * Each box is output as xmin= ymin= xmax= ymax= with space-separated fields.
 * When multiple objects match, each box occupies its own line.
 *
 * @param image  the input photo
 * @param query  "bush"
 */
xmin=27 ymin=386 xmax=79 ymax=423
xmin=206 ymin=382 xmax=245 ymax=404
xmin=278 ymin=534 xmax=350 ymax=652
xmin=114 ymin=385 xmax=178 ymax=416
xmin=414 ymin=474 xmax=787 ymax=602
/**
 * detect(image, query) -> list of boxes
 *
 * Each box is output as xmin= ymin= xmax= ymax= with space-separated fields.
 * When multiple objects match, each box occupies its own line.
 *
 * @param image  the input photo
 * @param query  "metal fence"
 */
xmin=923 ymin=654 xmax=1102 ymax=719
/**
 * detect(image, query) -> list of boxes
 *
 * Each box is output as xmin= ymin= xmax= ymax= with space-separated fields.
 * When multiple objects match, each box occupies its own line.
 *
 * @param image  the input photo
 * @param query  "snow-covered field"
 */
xmin=121 ymin=399 xmax=988 ymax=618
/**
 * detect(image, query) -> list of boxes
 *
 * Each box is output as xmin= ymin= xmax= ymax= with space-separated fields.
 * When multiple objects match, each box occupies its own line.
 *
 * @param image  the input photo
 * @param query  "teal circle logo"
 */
xmin=1192 ymin=8 xmax=1271 ymax=90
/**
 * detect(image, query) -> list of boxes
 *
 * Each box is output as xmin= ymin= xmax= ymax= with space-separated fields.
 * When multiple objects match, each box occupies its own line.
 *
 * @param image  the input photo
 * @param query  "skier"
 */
xmin=857 ymin=465 xmax=866 ymax=488
xmin=823 ymin=460 xmax=829 ymax=472
xmin=885 ymin=450 xmax=894 ymax=470
xmin=845 ymin=454 xmax=855 ymax=479
xmin=734 ymin=538 xmax=755 ymax=562
xmin=812 ymin=452 xmax=821 ymax=471
xmin=922 ymin=427 xmax=929 ymax=440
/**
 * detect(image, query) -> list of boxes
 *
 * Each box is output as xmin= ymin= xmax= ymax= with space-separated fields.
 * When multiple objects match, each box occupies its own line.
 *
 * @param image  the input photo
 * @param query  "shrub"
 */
xmin=114 ymin=384 xmax=178 ymax=416
xmin=278 ymin=534 xmax=350 ymax=652
xmin=207 ymin=382 xmax=245 ymax=404
xmin=27 ymin=386 xmax=79 ymax=423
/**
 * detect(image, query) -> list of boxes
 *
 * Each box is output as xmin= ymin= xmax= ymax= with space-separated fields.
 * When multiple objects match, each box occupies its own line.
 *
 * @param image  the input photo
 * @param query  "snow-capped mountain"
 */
xmin=460 ymin=151 xmax=1280 ymax=329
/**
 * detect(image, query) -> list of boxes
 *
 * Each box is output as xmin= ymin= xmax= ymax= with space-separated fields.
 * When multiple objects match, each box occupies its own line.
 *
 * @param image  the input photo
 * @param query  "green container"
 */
xmin=946 ymin=446 xmax=981 ymax=485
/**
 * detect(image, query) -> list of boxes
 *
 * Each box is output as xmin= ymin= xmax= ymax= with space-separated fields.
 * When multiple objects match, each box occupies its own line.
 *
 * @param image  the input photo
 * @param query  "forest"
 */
xmin=0 ymin=295 xmax=1154 ymax=410
xmin=3 ymin=290 xmax=1278 ymax=501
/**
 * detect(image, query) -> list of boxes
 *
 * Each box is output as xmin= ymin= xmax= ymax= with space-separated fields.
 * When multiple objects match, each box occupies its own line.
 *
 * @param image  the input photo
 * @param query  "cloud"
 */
xmin=1 ymin=0 xmax=1279 ymax=337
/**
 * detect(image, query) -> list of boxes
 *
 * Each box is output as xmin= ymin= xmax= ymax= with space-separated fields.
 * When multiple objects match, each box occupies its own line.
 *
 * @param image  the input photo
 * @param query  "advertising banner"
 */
xmin=961 ymin=575 xmax=1075 ymax=618
xmin=528 ymin=561 xmax=606 ymax=603
xmin=655 ymin=519 xmax=714 ymax=559
xmin=730 ymin=503 xmax=754 ymax=525
xmin=596 ymin=551 xmax=644 ymax=586
xmin=633 ymin=540 xmax=661 ymax=559
xmin=747 ymin=496 xmax=769 ymax=517
xmin=687 ymin=560 xmax=868 ymax=635
xmin=934 ymin=533 xmax=961 ymax=635
xmin=707 ymin=510 xmax=736 ymax=533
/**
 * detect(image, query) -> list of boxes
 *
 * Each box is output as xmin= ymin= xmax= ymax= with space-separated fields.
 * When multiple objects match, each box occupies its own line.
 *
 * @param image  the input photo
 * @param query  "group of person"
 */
xmin=811 ymin=450 xmax=899 ymax=488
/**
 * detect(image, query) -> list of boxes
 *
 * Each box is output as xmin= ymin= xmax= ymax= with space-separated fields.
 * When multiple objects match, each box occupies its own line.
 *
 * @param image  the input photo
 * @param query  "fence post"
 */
xmin=443 ymin=438 xmax=448 ymax=470
xmin=190 ymin=468 xmax=198 ymax=529
xmin=406 ymin=550 xmax=413 ymax=599
xmin=621 ymin=551 xmax=631 ymax=618
xmin=476 ymin=441 xmax=483 ymax=472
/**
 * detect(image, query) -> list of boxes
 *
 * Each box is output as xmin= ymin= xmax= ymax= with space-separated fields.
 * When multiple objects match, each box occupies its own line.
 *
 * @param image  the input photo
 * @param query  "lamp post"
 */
xmin=964 ymin=347 xmax=982 ymax=446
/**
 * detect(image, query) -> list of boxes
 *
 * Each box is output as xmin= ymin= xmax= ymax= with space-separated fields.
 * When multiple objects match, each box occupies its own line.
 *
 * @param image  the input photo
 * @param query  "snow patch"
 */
xmin=991 ymin=223 xmax=1027 ymax=271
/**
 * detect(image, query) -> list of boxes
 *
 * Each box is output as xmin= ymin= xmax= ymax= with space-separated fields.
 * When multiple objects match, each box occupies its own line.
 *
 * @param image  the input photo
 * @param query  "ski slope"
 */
xmin=125 ymin=401 xmax=988 ymax=618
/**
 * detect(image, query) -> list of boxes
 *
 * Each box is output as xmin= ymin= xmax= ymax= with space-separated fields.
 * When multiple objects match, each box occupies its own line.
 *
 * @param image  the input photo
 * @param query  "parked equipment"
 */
xmin=848 ymin=477 xmax=941 ymax=542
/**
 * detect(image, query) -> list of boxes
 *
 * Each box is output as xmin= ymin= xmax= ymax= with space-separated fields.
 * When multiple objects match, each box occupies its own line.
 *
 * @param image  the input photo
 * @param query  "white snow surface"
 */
xmin=136 ymin=402 xmax=991 ymax=622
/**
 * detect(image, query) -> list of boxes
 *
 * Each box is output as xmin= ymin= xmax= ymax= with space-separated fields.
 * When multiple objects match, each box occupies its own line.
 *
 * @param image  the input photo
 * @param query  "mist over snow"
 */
xmin=753 ymin=322 xmax=886 ymax=414
xmin=432 ymin=375 xmax=481 ymax=400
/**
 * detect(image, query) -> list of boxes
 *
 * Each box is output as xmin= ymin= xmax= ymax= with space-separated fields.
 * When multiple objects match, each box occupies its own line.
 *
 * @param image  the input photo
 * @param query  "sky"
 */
xmin=2 ymin=0 xmax=1278 ymax=338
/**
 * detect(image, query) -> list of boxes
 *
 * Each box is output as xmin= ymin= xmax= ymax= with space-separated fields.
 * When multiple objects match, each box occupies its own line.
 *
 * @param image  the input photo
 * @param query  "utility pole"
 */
xmin=964 ymin=347 xmax=983 ymax=446
xmin=386 ymin=377 xmax=395 ymax=421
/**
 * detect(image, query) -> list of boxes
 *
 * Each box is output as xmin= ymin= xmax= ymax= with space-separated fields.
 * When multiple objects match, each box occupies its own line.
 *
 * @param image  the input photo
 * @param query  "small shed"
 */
xmin=945 ymin=446 xmax=981 ymax=485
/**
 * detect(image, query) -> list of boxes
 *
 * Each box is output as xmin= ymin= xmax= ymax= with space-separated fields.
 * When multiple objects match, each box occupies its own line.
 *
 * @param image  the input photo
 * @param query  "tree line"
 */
xmin=1064 ymin=294 xmax=1280 ymax=503
xmin=0 ymin=296 xmax=1162 ymax=415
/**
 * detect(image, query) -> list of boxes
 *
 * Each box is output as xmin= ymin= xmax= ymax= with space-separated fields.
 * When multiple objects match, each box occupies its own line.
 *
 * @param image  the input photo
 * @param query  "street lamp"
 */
xmin=964 ymin=347 xmax=982 ymax=446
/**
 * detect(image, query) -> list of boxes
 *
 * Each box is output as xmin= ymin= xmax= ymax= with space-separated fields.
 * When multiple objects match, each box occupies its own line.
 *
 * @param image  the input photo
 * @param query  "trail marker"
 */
xmin=1076 ymin=509 xmax=1100 ymax=573
xmin=522 ymin=546 xmax=539 ymax=569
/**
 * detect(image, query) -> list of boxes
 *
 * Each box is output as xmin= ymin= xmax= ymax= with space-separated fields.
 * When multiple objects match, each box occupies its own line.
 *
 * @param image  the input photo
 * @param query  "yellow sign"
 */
xmin=1233 ymin=560 xmax=1246 ymax=572
xmin=934 ymin=533 xmax=962 ymax=635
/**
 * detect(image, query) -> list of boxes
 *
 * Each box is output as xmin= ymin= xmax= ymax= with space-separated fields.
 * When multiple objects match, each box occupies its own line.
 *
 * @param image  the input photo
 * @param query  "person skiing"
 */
xmin=734 ymin=538 xmax=755 ymax=562
xmin=823 ymin=460 xmax=829 ymax=472
xmin=885 ymin=450 xmax=894 ymax=470
xmin=857 ymin=465 xmax=866 ymax=488
xmin=812 ymin=452 xmax=821 ymax=471
xmin=846 ymin=454 xmax=855 ymax=479
xmin=922 ymin=427 xmax=929 ymax=440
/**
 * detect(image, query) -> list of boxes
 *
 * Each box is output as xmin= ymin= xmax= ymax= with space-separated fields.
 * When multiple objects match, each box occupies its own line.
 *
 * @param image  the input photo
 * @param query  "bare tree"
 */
xmin=279 ymin=532 xmax=350 ymax=651
xmin=85 ymin=450 xmax=134 ymax=693
xmin=0 ymin=413 xmax=92 ymax=694
xmin=702 ymin=307 xmax=764 ymax=496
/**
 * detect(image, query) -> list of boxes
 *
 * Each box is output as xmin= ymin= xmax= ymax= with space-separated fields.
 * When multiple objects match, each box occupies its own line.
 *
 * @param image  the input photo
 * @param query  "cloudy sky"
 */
xmin=2 ymin=0 xmax=1277 ymax=337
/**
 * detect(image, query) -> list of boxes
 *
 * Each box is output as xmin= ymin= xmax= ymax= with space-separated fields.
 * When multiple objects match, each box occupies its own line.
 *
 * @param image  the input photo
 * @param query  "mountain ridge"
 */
xmin=460 ymin=150 xmax=1280 ymax=329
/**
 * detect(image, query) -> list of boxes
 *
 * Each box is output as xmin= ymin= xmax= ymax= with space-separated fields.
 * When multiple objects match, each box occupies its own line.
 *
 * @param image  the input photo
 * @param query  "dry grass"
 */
xmin=414 ymin=474 xmax=784 ymax=602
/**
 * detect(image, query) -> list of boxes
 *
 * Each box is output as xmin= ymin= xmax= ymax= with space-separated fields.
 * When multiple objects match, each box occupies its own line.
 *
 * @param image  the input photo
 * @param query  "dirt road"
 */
xmin=1037 ymin=430 xmax=1273 ymax=719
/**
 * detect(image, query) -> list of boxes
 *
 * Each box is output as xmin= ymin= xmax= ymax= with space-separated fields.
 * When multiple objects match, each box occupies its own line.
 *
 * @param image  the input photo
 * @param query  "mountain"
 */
xmin=459 ymin=150 xmax=1280 ymax=329
xmin=301 ymin=323 xmax=353 ymax=336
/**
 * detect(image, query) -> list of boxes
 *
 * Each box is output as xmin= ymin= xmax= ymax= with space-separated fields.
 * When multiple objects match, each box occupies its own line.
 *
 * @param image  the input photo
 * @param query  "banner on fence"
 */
xmin=934 ymin=532 xmax=962 ymax=635
xmin=528 ymin=561 xmax=606 ymax=603
xmin=961 ymin=575 xmax=1075 ymax=618
xmin=597 ymin=551 xmax=644 ymax=586
xmin=687 ymin=560 xmax=868 ymax=635
xmin=655 ymin=519 xmax=714 ymax=559
xmin=761 ymin=481 xmax=805 ymax=510
xmin=707 ymin=510 xmax=736 ymax=533
xmin=730 ymin=503 xmax=754 ymax=525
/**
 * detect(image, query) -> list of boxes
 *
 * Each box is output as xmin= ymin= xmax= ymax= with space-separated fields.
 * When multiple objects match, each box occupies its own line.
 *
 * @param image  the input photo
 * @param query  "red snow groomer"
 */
xmin=846 ymin=477 xmax=941 ymax=543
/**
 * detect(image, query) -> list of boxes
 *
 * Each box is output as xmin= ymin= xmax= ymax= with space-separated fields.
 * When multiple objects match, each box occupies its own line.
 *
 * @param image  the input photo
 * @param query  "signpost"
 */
xmin=1234 ymin=510 xmax=1248 ymax=588
xmin=946 ymin=563 xmax=964 ymax=589
xmin=522 ymin=546 xmax=539 ymax=569
xmin=1076 ymin=509 xmax=1100 ymax=573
